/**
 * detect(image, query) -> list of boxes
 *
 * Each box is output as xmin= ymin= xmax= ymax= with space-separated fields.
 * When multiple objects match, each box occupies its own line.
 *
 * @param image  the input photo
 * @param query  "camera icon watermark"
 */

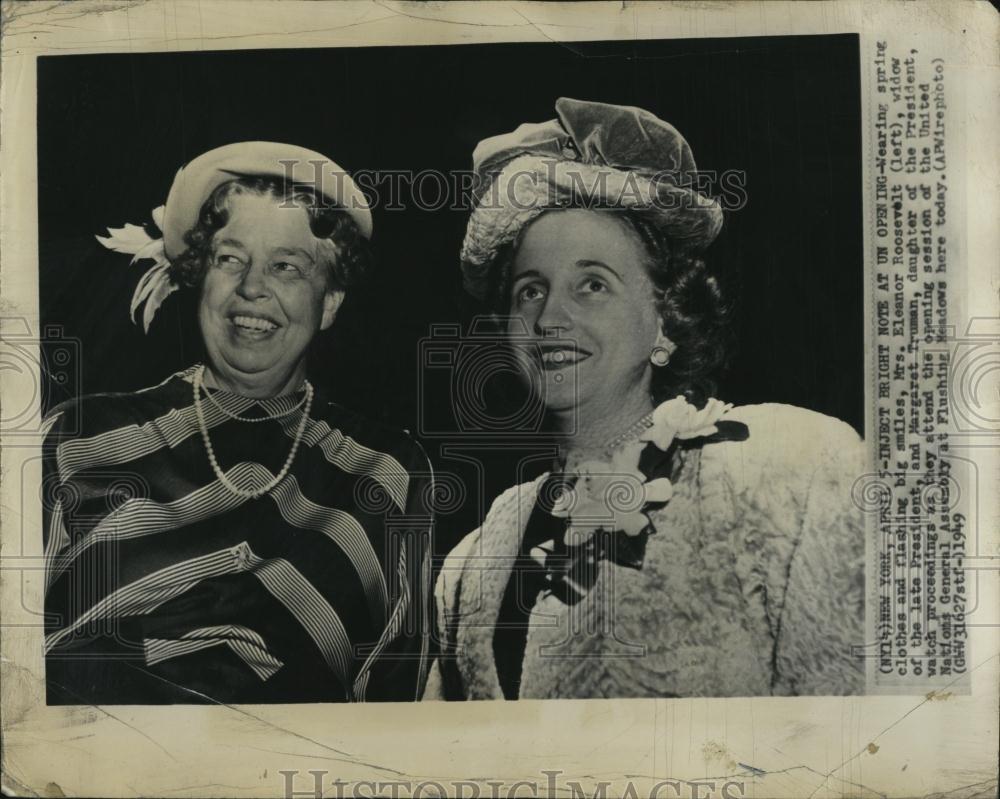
xmin=941 ymin=317 xmax=1000 ymax=435
xmin=416 ymin=317 xmax=579 ymax=439
xmin=0 ymin=318 xmax=81 ymax=440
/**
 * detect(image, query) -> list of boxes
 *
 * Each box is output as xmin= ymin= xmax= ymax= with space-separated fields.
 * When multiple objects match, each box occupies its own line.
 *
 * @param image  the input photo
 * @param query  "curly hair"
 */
xmin=481 ymin=207 xmax=731 ymax=406
xmin=168 ymin=176 xmax=370 ymax=290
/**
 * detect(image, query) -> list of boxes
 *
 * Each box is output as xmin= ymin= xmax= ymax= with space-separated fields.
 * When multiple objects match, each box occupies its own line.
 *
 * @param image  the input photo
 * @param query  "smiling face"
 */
xmin=197 ymin=190 xmax=343 ymax=397
xmin=507 ymin=209 xmax=665 ymax=416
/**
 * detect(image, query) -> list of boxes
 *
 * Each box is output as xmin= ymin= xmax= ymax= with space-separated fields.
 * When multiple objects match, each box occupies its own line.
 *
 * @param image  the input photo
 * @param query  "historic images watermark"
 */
xmin=276 ymin=162 xmax=749 ymax=215
xmin=279 ymin=769 xmax=747 ymax=799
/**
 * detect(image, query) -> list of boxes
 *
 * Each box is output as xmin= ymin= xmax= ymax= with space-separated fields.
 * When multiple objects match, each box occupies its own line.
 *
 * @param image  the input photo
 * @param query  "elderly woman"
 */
xmin=43 ymin=143 xmax=431 ymax=704
xmin=425 ymin=99 xmax=866 ymax=700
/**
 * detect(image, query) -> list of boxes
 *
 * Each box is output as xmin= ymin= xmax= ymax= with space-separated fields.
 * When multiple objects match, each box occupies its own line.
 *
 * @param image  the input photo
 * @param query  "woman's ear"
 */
xmin=320 ymin=289 xmax=346 ymax=330
xmin=655 ymin=328 xmax=678 ymax=358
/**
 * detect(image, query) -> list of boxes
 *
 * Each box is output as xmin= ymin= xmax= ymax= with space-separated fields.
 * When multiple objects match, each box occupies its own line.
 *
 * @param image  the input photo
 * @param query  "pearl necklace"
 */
xmin=192 ymin=364 xmax=314 ymax=500
xmin=558 ymin=410 xmax=654 ymax=474
xmin=602 ymin=411 xmax=654 ymax=457
xmin=201 ymin=377 xmax=308 ymax=423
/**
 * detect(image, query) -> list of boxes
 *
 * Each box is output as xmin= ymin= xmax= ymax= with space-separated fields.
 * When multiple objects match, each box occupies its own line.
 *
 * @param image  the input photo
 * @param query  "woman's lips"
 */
xmin=230 ymin=314 xmax=280 ymax=336
xmin=539 ymin=347 xmax=591 ymax=370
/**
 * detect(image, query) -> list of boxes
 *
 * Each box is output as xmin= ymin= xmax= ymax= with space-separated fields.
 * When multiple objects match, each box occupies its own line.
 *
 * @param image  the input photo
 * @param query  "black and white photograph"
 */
xmin=36 ymin=33 xmax=865 ymax=705
xmin=1 ymin=2 xmax=997 ymax=798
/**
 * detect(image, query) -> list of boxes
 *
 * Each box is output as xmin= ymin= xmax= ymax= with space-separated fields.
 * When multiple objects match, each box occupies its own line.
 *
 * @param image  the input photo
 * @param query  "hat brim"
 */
xmin=161 ymin=141 xmax=372 ymax=260
xmin=460 ymin=156 xmax=723 ymax=301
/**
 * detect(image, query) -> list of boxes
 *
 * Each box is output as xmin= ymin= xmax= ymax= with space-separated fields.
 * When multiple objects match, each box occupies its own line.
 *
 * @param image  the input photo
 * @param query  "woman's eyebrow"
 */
xmin=575 ymin=259 xmax=623 ymax=281
xmin=511 ymin=269 xmax=544 ymax=284
xmin=271 ymin=246 xmax=315 ymax=264
xmin=213 ymin=237 xmax=247 ymax=252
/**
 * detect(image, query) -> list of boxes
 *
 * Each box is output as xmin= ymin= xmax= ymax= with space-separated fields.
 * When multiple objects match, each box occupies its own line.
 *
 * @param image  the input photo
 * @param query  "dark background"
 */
xmin=38 ymin=35 xmax=863 ymax=553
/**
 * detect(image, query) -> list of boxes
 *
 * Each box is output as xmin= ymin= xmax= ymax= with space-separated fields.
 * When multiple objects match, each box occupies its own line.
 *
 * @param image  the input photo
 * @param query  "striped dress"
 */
xmin=43 ymin=366 xmax=432 ymax=704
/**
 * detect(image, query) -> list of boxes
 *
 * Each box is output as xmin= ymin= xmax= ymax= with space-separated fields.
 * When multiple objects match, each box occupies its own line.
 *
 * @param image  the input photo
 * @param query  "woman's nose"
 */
xmin=236 ymin=261 xmax=270 ymax=300
xmin=533 ymin=294 xmax=574 ymax=335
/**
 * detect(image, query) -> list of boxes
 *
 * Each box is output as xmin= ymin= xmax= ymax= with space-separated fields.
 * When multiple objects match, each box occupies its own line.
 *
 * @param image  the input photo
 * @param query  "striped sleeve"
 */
xmin=352 ymin=436 xmax=434 ymax=701
xmin=41 ymin=409 xmax=71 ymax=589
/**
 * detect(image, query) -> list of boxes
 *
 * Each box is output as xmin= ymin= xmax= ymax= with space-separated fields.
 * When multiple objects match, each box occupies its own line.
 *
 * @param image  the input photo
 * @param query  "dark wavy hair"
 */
xmin=168 ymin=176 xmax=370 ymax=290
xmin=482 ymin=207 xmax=731 ymax=406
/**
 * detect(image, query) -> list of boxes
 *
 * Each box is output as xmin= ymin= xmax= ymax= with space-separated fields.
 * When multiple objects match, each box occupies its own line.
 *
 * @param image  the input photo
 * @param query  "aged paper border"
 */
xmin=2 ymin=2 xmax=997 ymax=797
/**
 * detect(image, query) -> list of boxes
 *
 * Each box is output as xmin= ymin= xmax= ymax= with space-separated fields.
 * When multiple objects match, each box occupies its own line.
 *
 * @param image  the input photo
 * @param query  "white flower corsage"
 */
xmin=548 ymin=396 xmax=732 ymax=547
xmin=639 ymin=396 xmax=734 ymax=451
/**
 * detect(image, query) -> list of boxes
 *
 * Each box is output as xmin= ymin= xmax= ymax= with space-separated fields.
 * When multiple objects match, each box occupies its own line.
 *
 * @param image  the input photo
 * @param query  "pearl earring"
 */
xmin=650 ymin=346 xmax=671 ymax=367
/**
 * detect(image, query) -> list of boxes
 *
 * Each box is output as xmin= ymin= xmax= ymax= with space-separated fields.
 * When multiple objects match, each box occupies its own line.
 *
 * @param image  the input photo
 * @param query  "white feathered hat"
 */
xmin=97 ymin=141 xmax=371 ymax=332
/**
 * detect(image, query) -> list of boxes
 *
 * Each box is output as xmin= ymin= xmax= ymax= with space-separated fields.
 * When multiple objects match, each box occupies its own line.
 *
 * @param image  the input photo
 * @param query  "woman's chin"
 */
xmin=206 ymin=349 xmax=284 ymax=386
xmin=538 ymin=381 xmax=585 ymax=414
